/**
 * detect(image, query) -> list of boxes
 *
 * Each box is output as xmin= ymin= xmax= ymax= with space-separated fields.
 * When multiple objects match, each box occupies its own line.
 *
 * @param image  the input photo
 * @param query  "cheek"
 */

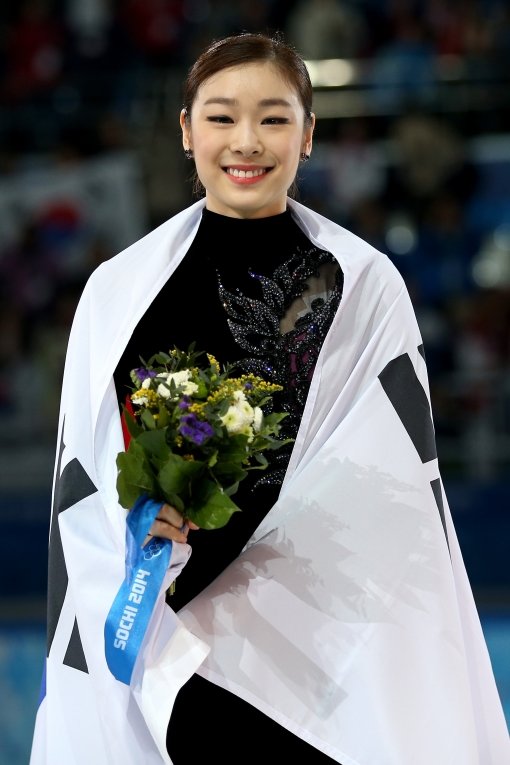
xmin=278 ymin=139 xmax=301 ymax=176
xmin=192 ymin=138 xmax=220 ymax=180
xmin=277 ymin=132 xmax=302 ymax=160
xmin=191 ymin=129 xmax=222 ymax=155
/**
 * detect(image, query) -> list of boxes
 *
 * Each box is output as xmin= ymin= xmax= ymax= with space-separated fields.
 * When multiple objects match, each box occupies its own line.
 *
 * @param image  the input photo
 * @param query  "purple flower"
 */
xmin=178 ymin=396 xmax=191 ymax=410
xmin=244 ymin=382 xmax=253 ymax=390
xmin=178 ymin=413 xmax=214 ymax=446
xmin=134 ymin=367 xmax=156 ymax=381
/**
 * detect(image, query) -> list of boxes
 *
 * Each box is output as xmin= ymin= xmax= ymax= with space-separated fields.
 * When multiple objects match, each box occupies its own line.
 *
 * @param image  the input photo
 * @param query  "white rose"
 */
xmin=156 ymin=370 xmax=198 ymax=399
xmin=221 ymin=406 xmax=253 ymax=436
xmin=181 ymin=380 xmax=199 ymax=395
xmin=231 ymin=390 xmax=254 ymax=422
xmin=220 ymin=406 xmax=244 ymax=433
xmin=167 ymin=370 xmax=190 ymax=386
xmin=221 ymin=393 xmax=258 ymax=440
xmin=167 ymin=370 xmax=199 ymax=396
xmin=157 ymin=382 xmax=171 ymax=399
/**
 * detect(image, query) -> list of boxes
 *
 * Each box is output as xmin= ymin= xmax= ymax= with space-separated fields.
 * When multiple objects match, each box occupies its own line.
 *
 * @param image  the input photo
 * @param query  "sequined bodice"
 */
xmin=216 ymin=234 xmax=342 ymax=483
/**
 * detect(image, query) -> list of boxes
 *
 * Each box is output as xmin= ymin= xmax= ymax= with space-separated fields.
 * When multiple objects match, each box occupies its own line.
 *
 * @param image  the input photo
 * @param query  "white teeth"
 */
xmin=227 ymin=167 xmax=265 ymax=178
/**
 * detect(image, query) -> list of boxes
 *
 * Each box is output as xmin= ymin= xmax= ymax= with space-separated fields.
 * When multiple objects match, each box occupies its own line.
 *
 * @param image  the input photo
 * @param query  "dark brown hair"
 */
xmin=182 ymin=32 xmax=313 ymax=198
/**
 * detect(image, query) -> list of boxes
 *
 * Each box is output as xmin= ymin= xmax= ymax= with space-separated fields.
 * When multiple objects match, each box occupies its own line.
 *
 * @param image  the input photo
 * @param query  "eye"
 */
xmin=262 ymin=117 xmax=290 ymax=125
xmin=207 ymin=115 xmax=233 ymax=124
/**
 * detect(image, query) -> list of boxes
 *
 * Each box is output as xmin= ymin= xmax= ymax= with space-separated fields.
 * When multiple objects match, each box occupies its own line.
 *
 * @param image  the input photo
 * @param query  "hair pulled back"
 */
xmin=182 ymin=32 xmax=313 ymax=126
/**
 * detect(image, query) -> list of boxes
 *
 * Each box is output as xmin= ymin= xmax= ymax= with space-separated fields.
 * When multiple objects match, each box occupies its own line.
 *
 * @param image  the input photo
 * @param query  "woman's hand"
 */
xmin=144 ymin=503 xmax=199 ymax=545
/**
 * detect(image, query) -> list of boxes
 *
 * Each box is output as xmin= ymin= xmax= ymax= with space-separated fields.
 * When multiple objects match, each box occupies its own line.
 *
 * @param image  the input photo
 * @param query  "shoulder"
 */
xmin=100 ymin=200 xmax=204 ymax=276
xmin=82 ymin=200 xmax=205 ymax=297
xmin=288 ymin=199 xmax=405 ymax=297
xmin=67 ymin=199 xmax=205 ymax=337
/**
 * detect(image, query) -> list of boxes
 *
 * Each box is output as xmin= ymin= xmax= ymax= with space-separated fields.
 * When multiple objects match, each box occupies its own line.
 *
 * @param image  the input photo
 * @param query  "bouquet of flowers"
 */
xmin=116 ymin=345 xmax=291 ymax=530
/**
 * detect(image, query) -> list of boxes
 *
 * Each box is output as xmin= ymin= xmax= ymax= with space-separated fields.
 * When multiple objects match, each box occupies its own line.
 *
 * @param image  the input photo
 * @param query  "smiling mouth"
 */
xmin=224 ymin=167 xmax=270 ymax=179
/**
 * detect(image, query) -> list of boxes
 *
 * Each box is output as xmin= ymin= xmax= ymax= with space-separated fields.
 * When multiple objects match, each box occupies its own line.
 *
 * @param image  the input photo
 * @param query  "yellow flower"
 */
xmin=131 ymin=388 xmax=159 ymax=407
xmin=206 ymin=353 xmax=220 ymax=372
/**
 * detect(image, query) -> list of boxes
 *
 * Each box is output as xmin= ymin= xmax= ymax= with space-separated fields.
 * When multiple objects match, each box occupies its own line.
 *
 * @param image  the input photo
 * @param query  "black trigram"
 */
xmin=378 ymin=349 xmax=448 ymax=546
xmin=46 ymin=422 xmax=97 ymax=673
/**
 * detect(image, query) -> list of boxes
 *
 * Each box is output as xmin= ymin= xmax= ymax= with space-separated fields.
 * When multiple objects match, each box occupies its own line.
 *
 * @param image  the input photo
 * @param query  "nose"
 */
xmin=230 ymin=120 xmax=261 ymax=156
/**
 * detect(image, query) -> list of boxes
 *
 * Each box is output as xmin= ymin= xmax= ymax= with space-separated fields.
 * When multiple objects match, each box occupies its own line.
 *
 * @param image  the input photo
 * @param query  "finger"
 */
xmin=157 ymin=503 xmax=200 ymax=533
xmin=157 ymin=502 xmax=185 ymax=528
xmin=149 ymin=518 xmax=188 ymax=543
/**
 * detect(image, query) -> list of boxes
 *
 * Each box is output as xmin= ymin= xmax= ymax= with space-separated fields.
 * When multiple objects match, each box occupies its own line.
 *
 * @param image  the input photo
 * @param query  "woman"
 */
xmin=31 ymin=33 xmax=509 ymax=765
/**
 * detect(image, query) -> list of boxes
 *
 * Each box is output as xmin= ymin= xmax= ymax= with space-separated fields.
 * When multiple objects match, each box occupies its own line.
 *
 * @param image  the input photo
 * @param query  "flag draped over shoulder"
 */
xmin=30 ymin=199 xmax=509 ymax=765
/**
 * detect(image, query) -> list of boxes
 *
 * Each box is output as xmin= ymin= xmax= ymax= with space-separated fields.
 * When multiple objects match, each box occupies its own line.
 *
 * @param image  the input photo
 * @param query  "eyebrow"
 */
xmin=202 ymin=97 xmax=293 ymax=108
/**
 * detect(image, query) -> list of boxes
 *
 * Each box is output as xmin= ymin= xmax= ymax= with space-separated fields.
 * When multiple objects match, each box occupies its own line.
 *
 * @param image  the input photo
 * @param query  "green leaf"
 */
xmin=258 ymin=411 xmax=288 ymax=434
xmin=247 ymin=452 xmax=269 ymax=470
xmin=211 ymin=461 xmax=248 ymax=485
xmin=207 ymin=449 xmax=218 ymax=468
xmin=265 ymin=436 xmax=294 ymax=451
xmin=135 ymin=428 xmax=168 ymax=457
xmin=213 ymin=434 xmax=250 ymax=483
xmin=219 ymin=433 xmax=250 ymax=460
xmin=157 ymin=404 xmax=171 ymax=428
xmin=151 ymin=351 xmax=171 ymax=365
xmin=140 ymin=408 xmax=158 ymax=430
xmin=223 ymin=480 xmax=240 ymax=497
xmin=194 ymin=379 xmax=208 ymax=399
xmin=158 ymin=453 xmax=204 ymax=504
xmin=186 ymin=481 xmax=241 ymax=529
xmin=122 ymin=406 xmax=142 ymax=438
xmin=163 ymin=492 xmax=185 ymax=514
xmin=116 ymin=440 xmax=156 ymax=509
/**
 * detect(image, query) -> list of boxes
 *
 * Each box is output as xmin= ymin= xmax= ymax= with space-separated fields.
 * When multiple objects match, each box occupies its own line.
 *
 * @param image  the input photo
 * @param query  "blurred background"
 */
xmin=0 ymin=1 xmax=509 ymax=762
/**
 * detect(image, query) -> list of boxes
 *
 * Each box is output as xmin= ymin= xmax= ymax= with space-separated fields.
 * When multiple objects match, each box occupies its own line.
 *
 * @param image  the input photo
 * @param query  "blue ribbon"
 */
xmin=105 ymin=495 xmax=172 ymax=685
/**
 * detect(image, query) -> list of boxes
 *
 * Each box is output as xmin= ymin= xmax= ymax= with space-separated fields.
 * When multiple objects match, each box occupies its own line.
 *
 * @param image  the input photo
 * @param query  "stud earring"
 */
xmin=300 ymin=152 xmax=310 ymax=162
xmin=184 ymin=148 xmax=194 ymax=160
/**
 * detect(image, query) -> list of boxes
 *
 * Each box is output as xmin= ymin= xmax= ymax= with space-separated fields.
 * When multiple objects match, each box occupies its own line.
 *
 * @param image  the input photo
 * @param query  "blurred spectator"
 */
xmin=2 ymin=0 xmax=64 ymax=102
xmin=368 ymin=4 xmax=437 ymax=112
xmin=425 ymin=0 xmax=469 ymax=56
xmin=1 ymin=0 xmax=66 ymax=151
xmin=347 ymin=195 xmax=389 ymax=254
xmin=0 ymin=197 xmax=90 ymax=335
xmin=120 ymin=0 xmax=189 ymax=67
xmin=490 ymin=1 xmax=510 ymax=73
xmin=403 ymin=191 xmax=480 ymax=304
xmin=383 ymin=112 xmax=479 ymax=224
xmin=447 ymin=285 xmax=510 ymax=477
xmin=0 ymin=301 xmax=25 ymax=417
xmin=61 ymin=0 xmax=135 ymax=130
xmin=183 ymin=0 xmax=276 ymax=65
xmin=30 ymin=277 xmax=85 ymax=432
xmin=0 ymin=220 xmax=58 ymax=330
xmin=65 ymin=0 xmax=112 ymax=40
xmin=323 ymin=118 xmax=386 ymax=222
xmin=34 ymin=198 xmax=90 ymax=280
xmin=0 ymin=298 xmax=47 ymax=438
xmin=285 ymin=0 xmax=368 ymax=60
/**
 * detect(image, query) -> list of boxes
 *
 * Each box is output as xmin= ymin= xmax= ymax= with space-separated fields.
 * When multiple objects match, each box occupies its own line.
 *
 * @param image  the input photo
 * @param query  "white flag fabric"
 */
xmin=30 ymin=198 xmax=509 ymax=765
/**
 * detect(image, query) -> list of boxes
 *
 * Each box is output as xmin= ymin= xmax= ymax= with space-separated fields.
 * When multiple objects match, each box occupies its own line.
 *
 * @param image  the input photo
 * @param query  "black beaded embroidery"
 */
xmin=217 ymin=245 xmax=343 ymax=485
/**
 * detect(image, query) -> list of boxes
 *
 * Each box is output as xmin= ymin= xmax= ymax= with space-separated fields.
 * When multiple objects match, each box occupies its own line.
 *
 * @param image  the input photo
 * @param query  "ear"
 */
xmin=302 ymin=112 xmax=315 ymax=157
xmin=180 ymin=108 xmax=191 ymax=151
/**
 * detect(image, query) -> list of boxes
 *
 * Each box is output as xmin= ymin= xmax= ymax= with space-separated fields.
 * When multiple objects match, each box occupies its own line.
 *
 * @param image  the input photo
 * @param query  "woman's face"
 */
xmin=180 ymin=62 xmax=314 ymax=219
